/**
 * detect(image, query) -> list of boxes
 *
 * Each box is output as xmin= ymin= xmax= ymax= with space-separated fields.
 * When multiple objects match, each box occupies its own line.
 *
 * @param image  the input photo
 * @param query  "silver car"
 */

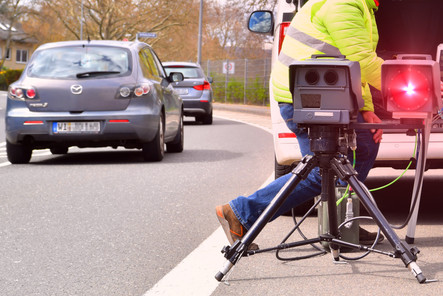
xmin=163 ymin=62 xmax=213 ymax=124
xmin=5 ymin=40 xmax=184 ymax=163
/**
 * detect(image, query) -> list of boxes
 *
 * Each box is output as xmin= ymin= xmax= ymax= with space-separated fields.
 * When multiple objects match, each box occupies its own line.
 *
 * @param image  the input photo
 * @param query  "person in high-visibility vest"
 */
xmin=216 ymin=0 xmax=386 ymax=248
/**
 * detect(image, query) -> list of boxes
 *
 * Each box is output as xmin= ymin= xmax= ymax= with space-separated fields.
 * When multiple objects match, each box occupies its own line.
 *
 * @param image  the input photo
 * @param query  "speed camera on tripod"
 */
xmin=289 ymin=55 xmax=364 ymax=125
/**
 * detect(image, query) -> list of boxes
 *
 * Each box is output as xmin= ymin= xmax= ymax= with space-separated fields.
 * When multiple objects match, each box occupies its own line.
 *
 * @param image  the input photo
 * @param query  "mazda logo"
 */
xmin=71 ymin=84 xmax=83 ymax=95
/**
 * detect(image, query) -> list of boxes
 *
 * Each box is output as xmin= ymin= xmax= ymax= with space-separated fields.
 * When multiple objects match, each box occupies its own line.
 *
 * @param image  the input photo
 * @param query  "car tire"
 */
xmin=198 ymin=110 xmax=213 ymax=125
xmin=142 ymin=114 xmax=165 ymax=162
xmin=6 ymin=140 xmax=32 ymax=164
xmin=275 ymin=157 xmax=316 ymax=216
xmin=50 ymin=147 xmax=68 ymax=155
xmin=166 ymin=112 xmax=184 ymax=153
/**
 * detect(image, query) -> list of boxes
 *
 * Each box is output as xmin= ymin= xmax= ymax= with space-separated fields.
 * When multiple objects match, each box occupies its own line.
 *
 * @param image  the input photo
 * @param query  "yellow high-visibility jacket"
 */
xmin=271 ymin=0 xmax=383 ymax=112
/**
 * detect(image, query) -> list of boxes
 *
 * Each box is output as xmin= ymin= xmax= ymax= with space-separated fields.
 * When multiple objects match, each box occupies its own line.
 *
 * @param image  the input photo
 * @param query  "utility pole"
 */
xmin=197 ymin=0 xmax=203 ymax=64
xmin=80 ymin=0 xmax=84 ymax=40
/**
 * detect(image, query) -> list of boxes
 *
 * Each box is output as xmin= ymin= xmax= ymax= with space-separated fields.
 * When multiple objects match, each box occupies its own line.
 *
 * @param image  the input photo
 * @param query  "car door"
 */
xmin=149 ymin=48 xmax=180 ymax=138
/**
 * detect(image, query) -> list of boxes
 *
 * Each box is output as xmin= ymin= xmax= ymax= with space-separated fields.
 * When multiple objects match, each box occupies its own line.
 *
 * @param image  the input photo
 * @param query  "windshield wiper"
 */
xmin=76 ymin=71 xmax=120 ymax=78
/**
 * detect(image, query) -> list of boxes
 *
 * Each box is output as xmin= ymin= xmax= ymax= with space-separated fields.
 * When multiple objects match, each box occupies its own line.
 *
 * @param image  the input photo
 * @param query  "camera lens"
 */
xmin=324 ymin=70 xmax=339 ymax=85
xmin=305 ymin=70 xmax=320 ymax=85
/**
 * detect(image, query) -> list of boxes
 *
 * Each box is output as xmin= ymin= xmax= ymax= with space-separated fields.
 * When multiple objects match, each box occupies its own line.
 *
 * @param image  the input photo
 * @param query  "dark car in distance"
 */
xmin=163 ymin=62 xmax=213 ymax=124
xmin=5 ymin=40 xmax=185 ymax=163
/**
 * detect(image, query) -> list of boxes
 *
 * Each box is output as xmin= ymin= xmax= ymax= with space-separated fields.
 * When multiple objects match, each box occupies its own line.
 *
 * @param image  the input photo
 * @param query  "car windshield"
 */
xmin=27 ymin=46 xmax=131 ymax=79
xmin=164 ymin=66 xmax=202 ymax=79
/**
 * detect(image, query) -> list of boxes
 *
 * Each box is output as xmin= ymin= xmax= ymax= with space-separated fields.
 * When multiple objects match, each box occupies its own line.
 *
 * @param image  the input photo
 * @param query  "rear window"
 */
xmin=27 ymin=46 xmax=131 ymax=79
xmin=164 ymin=66 xmax=203 ymax=78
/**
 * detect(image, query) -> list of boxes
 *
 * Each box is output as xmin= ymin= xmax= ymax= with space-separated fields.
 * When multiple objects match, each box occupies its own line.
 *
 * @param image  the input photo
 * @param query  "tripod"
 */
xmin=215 ymin=124 xmax=427 ymax=284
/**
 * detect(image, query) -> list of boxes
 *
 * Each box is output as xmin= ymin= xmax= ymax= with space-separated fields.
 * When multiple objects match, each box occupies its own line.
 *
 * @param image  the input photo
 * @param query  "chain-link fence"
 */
xmin=202 ymin=58 xmax=272 ymax=106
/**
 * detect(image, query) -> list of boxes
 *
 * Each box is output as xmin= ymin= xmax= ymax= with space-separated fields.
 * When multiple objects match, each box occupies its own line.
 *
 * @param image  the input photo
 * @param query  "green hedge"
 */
xmin=0 ymin=69 xmax=23 ymax=90
xmin=210 ymin=72 xmax=269 ymax=105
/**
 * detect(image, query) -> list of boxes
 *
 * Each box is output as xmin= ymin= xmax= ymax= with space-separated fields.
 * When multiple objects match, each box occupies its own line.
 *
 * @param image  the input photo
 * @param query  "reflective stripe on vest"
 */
xmin=278 ymin=26 xmax=342 ymax=66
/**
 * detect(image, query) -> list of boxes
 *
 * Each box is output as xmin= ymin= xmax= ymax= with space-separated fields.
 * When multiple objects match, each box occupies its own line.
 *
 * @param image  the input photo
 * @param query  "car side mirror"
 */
xmin=248 ymin=10 xmax=274 ymax=35
xmin=207 ymin=76 xmax=213 ymax=83
xmin=169 ymin=72 xmax=184 ymax=83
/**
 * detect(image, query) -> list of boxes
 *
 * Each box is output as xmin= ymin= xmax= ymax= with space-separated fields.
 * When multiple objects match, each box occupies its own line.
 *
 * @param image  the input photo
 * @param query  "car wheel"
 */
xmin=142 ymin=113 xmax=164 ymax=162
xmin=200 ymin=110 xmax=213 ymax=125
xmin=50 ymin=146 xmax=68 ymax=155
xmin=6 ymin=140 xmax=32 ymax=164
xmin=166 ymin=112 xmax=184 ymax=153
xmin=275 ymin=157 xmax=315 ymax=216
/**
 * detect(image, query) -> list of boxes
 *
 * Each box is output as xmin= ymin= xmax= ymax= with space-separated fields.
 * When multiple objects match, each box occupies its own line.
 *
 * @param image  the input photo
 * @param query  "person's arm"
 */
xmin=320 ymin=1 xmax=384 ymax=107
xmin=320 ymin=1 xmax=384 ymax=142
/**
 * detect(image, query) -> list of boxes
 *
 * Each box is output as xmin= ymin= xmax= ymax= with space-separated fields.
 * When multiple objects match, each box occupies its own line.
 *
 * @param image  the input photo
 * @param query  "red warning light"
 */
xmin=381 ymin=55 xmax=441 ymax=118
xmin=388 ymin=69 xmax=431 ymax=111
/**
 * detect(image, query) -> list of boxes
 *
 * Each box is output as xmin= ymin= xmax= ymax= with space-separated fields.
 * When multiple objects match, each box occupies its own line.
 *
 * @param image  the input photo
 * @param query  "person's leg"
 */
xmin=230 ymin=166 xmax=321 ymax=229
xmin=217 ymin=104 xmax=382 ymax=243
xmin=224 ymin=103 xmax=319 ymax=230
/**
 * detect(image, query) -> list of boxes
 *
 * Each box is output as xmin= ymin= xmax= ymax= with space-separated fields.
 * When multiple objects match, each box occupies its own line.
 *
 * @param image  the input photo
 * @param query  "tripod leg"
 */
xmin=215 ymin=155 xmax=318 ymax=282
xmin=323 ymin=168 xmax=340 ymax=261
xmin=334 ymin=159 xmax=427 ymax=283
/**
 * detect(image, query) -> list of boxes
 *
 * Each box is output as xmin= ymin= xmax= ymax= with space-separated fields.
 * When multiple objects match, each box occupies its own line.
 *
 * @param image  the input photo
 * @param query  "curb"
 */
xmin=213 ymin=102 xmax=270 ymax=117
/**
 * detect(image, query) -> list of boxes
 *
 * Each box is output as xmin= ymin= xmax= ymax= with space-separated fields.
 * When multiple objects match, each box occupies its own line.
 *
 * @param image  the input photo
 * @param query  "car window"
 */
xmin=150 ymin=49 xmax=167 ymax=78
xmin=138 ymin=51 xmax=153 ymax=78
xmin=27 ymin=46 xmax=131 ymax=79
xmin=141 ymin=48 xmax=160 ymax=78
xmin=164 ymin=66 xmax=202 ymax=78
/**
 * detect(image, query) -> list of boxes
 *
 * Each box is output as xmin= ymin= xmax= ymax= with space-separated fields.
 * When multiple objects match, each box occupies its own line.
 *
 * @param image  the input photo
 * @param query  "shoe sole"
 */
xmin=360 ymin=235 xmax=384 ymax=245
xmin=216 ymin=206 xmax=235 ymax=245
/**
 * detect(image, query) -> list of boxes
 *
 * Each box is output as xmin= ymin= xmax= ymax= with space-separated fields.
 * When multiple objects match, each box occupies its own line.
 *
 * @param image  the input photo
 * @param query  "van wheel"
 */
xmin=142 ymin=114 xmax=164 ymax=162
xmin=275 ymin=157 xmax=315 ymax=216
xmin=7 ymin=140 xmax=32 ymax=164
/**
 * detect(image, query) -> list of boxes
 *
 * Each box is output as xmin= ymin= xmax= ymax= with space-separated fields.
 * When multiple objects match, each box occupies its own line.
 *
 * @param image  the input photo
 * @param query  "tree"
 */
xmin=23 ymin=0 xmax=278 ymax=62
xmin=0 ymin=0 xmax=28 ymax=69
xmin=202 ymin=0 xmax=276 ymax=61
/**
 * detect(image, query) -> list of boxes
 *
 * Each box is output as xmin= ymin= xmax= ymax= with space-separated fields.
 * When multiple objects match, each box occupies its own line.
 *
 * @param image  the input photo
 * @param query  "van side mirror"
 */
xmin=248 ymin=10 xmax=274 ymax=35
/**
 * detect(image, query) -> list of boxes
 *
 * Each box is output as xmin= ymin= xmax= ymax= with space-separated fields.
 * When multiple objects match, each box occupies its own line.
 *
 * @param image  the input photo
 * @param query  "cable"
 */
xmin=277 ymin=123 xmax=427 ymax=262
xmin=275 ymin=198 xmax=327 ymax=261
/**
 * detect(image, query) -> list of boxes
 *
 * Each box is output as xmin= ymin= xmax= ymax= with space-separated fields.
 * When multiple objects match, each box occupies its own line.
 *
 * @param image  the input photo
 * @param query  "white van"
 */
xmin=249 ymin=0 xmax=443 ymax=179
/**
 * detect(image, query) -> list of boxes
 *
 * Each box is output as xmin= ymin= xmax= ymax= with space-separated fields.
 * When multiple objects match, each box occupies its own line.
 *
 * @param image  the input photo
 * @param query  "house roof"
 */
xmin=0 ymin=15 xmax=38 ymax=44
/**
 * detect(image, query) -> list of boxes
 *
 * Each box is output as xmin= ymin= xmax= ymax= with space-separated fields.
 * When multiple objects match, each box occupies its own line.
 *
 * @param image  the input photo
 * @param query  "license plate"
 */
xmin=53 ymin=121 xmax=100 ymax=134
xmin=175 ymin=88 xmax=189 ymax=95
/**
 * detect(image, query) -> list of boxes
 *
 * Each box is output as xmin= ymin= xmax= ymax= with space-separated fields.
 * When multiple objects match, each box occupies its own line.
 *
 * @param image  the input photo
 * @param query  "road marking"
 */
xmin=142 ymin=117 xmax=274 ymax=295
xmin=0 ymin=142 xmax=54 ymax=166
xmin=214 ymin=115 xmax=272 ymax=134
xmin=143 ymin=227 xmax=227 ymax=296
xmin=143 ymin=173 xmax=274 ymax=296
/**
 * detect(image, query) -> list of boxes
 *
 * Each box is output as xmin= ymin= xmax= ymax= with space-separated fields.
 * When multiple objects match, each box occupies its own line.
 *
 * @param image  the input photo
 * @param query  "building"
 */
xmin=0 ymin=15 xmax=38 ymax=70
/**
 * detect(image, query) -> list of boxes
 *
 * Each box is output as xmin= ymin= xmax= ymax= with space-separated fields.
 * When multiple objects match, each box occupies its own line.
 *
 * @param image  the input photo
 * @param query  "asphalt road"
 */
xmin=0 ymin=94 xmax=274 ymax=295
xmin=1 ymin=95 xmax=443 ymax=295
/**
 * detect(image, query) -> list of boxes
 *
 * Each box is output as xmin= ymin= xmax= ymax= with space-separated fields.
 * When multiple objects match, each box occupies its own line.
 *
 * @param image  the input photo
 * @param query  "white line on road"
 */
xmin=142 ymin=173 xmax=274 ymax=296
xmin=142 ymin=116 xmax=274 ymax=296
xmin=143 ymin=227 xmax=227 ymax=296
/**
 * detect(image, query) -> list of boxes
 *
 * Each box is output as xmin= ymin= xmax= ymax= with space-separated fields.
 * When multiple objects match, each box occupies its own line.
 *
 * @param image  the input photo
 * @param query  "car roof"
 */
xmin=35 ymin=40 xmax=151 ymax=52
xmin=163 ymin=61 xmax=201 ymax=68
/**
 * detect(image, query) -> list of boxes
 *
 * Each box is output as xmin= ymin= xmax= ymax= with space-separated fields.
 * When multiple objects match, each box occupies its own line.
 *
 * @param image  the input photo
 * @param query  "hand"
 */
xmin=361 ymin=111 xmax=383 ymax=143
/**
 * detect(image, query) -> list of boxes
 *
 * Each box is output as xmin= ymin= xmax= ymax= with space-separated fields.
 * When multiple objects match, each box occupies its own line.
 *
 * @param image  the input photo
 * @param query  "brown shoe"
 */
xmin=359 ymin=227 xmax=384 ymax=245
xmin=216 ymin=204 xmax=259 ymax=250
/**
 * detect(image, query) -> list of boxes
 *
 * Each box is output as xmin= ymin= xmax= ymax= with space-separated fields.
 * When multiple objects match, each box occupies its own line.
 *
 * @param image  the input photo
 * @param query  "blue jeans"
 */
xmin=230 ymin=103 xmax=380 ymax=230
